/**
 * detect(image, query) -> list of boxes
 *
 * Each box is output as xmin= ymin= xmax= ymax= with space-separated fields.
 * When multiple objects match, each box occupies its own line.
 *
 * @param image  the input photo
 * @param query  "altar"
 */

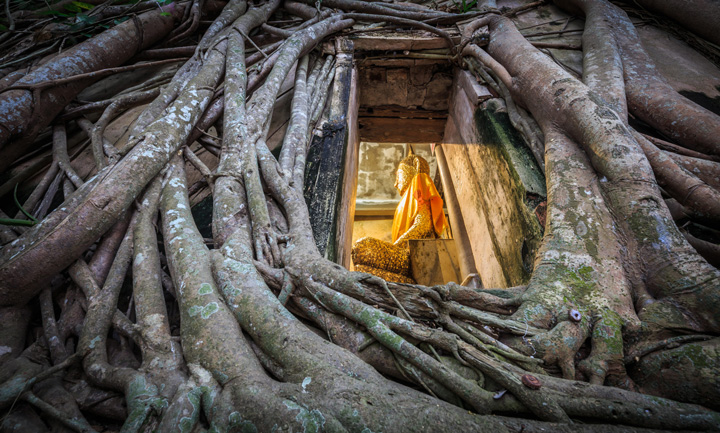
xmin=408 ymin=239 xmax=461 ymax=287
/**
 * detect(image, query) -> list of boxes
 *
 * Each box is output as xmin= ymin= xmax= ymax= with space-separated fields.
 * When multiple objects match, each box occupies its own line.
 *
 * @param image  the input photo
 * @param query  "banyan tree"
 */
xmin=0 ymin=0 xmax=719 ymax=431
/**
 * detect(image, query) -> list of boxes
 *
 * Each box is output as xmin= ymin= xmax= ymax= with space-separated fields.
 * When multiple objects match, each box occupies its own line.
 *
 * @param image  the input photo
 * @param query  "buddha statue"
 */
xmin=352 ymin=149 xmax=448 ymax=284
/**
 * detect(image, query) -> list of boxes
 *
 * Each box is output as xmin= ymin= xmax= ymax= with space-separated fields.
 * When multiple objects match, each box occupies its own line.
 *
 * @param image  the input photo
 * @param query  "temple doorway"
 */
xmin=344 ymin=53 xmax=468 ymax=286
xmin=351 ymin=142 xmax=464 ymax=286
xmin=302 ymin=33 xmax=544 ymax=289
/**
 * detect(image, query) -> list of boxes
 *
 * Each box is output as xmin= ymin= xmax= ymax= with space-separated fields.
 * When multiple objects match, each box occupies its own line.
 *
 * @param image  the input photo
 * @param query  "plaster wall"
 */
xmin=442 ymin=70 xmax=544 ymax=288
xmin=356 ymin=142 xmax=438 ymax=206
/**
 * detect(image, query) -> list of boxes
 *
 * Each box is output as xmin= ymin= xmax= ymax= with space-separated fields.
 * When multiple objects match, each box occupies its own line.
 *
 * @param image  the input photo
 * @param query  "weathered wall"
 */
xmin=355 ymin=142 xmax=438 ymax=208
xmin=357 ymin=60 xmax=451 ymax=143
xmin=358 ymin=62 xmax=452 ymax=110
xmin=442 ymin=69 xmax=545 ymax=288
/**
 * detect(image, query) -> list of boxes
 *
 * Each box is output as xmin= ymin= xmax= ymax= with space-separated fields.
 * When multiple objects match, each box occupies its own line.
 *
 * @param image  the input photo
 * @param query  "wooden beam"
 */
xmin=303 ymin=39 xmax=356 ymax=262
xmin=359 ymin=105 xmax=447 ymax=119
xmin=359 ymin=58 xmax=450 ymax=68
xmin=435 ymin=144 xmax=478 ymax=281
xmin=335 ymin=62 xmax=360 ymax=269
xmin=455 ymin=69 xmax=493 ymax=105
xmin=351 ymin=30 xmax=460 ymax=51
xmin=354 ymin=199 xmax=399 ymax=216
xmin=358 ymin=116 xmax=446 ymax=143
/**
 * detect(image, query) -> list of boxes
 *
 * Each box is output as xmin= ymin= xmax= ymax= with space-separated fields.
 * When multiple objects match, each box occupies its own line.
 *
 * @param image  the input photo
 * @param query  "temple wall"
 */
xmin=341 ymin=14 xmax=720 ymax=284
xmin=441 ymin=69 xmax=545 ymax=288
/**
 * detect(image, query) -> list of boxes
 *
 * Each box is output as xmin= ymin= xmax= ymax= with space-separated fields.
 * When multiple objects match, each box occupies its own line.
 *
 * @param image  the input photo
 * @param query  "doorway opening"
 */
xmin=348 ymin=54 xmax=465 ymax=286
xmin=352 ymin=141 xmax=464 ymax=286
xmin=307 ymin=33 xmax=544 ymax=289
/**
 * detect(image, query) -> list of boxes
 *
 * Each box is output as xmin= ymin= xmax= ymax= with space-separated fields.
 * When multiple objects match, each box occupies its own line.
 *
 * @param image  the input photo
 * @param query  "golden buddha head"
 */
xmin=394 ymin=148 xmax=430 ymax=195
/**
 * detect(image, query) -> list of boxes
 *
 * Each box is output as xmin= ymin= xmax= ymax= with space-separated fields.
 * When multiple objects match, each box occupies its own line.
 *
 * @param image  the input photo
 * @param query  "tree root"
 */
xmin=2 ymin=1 xmax=720 ymax=431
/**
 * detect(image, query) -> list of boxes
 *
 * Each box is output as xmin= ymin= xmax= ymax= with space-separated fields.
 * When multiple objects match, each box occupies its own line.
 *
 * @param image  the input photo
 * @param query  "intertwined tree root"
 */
xmin=1 ymin=0 xmax=719 ymax=431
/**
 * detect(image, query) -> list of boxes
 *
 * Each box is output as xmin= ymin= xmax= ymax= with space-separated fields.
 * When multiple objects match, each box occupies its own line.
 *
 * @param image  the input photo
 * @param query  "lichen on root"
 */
xmin=1 ymin=0 xmax=720 ymax=431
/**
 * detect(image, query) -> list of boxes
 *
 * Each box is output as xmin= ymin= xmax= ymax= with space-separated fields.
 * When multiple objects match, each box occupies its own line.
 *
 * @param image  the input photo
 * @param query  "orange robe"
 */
xmin=392 ymin=172 xmax=448 ymax=243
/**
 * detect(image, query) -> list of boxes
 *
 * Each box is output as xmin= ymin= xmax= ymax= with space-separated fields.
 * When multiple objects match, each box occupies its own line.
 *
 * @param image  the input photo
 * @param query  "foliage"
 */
xmin=452 ymin=0 xmax=478 ymax=13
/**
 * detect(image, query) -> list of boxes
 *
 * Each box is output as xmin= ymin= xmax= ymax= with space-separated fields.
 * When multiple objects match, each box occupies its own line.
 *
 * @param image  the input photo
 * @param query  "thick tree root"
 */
xmin=1 ymin=0 xmax=719 ymax=431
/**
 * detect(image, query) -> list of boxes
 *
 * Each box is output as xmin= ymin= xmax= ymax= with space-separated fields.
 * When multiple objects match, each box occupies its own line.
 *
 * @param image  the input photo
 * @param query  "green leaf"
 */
xmin=160 ymin=11 xmax=170 ymax=16
xmin=113 ymin=16 xmax=130 ymax=25
xmin=37 ymin=9 xmax=72 ymax=16
xmin=63 ymin=3 xmax=82 ymax=12
xmin=71 ymin=0 xmax=95 ymax=9
xmin=76 ymin=13 xmax=97 ymax=24
xmin=0 ymin=24 xmax=7 ymax=31
xmin=13 ymin=184 xmax=38 ymax=225
xmin=452 ymin=0 xmax=476 ymax=13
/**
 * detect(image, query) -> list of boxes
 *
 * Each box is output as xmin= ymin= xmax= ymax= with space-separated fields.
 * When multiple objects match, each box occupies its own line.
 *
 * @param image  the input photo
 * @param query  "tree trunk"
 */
xmin=1 ymin=0 xmax=719 ymax=431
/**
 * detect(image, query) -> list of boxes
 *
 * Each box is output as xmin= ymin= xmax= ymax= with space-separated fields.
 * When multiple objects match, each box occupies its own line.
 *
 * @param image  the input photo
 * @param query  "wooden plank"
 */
xmin=361 ymin=58 xmax=452 ymax=67
xmin=361 ymin=59 xmax=424 ymax=68
xmin=358 ymin=117 xmax=445 ymax=142
xmin=351 ymin=31 xmax=460 ymax=51
xmin=303 ymin=39 xmax=355 ymax=261
xmin=335 ymin=62 xmax=360 ymax=269
xmin=359 ymin=105 xmax=447 ymax=119
xmin=455 ymin=69 xmax=493 ymax=105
